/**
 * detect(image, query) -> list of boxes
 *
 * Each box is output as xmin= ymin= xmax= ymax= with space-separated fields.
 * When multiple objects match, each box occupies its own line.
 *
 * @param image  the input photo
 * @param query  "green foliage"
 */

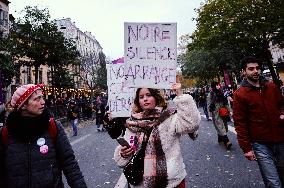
xmin=96 ymin=52 xmax=107 ymax=90
xmin=182 ymin=0 xmax=284 ymax=84
xmin=193 ymin=0 xmax=284 ymax=52
xmin=7 ymin=6 xmax=80 ymax=84
xmin=81 ymin=51 xmax=107 ymax=91
xmin=180 ymin=46 xmax=242 ymax=82
xmin=180 ymin=50 xmax=218 ymax=80
xmin=52 ymin=65 xmax=75 ymax=88
xmin=0 ymin=38 xmax=18 ymax=88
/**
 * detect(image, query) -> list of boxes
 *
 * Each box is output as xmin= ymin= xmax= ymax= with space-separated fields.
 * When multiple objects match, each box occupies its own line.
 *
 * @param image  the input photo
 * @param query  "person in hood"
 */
xmin=0 ymin=84 xmax=87 ymax=188
xmin=233 ymin=57 xmax=284 ymax=187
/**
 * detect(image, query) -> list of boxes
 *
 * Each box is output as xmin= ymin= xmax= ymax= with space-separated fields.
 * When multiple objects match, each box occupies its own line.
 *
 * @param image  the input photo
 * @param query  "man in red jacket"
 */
xmin=233 ymin=57 xmax=284 ymax=188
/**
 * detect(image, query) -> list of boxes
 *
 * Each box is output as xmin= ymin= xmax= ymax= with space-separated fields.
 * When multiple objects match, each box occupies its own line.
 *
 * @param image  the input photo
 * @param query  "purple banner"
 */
xmin=112 ymin=57 xmax=124 ymax=64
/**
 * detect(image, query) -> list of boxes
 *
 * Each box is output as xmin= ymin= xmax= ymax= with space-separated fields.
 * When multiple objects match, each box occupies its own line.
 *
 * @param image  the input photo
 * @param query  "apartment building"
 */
xmin=0 ymin=0 xmax=10 ymax=103
xmin=0 ymin=0 xmax=9 ymax=38
xmin=8 ymin=17 xmax=105 ymax=100
xmin=55 ymin=18 xmax=104 ymax=89
xmin=270 ymin=41 xmax=284 ymax=83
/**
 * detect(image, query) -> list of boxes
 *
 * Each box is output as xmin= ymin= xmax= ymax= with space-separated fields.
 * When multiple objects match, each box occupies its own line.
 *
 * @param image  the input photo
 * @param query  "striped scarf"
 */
xmin=126 ymin=108 xmax=174 ymax=187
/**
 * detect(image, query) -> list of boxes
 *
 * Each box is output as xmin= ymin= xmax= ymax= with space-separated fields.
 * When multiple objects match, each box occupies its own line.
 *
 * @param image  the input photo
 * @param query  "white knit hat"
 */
xmin=11 ymin=84 xmax=44 ymax=110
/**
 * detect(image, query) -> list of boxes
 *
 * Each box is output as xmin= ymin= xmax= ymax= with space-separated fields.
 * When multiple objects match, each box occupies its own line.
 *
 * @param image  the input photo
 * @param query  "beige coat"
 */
xmin=114 ymin=94 xmax=201 ymax=188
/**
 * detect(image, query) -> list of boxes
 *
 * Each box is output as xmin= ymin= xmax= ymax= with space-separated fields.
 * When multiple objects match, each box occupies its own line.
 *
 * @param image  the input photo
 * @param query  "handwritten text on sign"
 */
xmin=107 ymin=64 xmax=136 ymax=117
xmin=124 ymin=22 xmax=177 ymax=89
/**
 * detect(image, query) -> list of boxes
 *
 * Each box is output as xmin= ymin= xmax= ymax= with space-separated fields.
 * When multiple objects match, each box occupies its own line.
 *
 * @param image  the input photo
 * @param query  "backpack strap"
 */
xmin=1 ymin=126 xmax=8 ymax=146
xmin=48 ymin=118 xmax=57 ymax=145
xmin=0 ymin=120 xmax=59 ymax=174
xmin=0 ymin=119 xmax=57 ymax=146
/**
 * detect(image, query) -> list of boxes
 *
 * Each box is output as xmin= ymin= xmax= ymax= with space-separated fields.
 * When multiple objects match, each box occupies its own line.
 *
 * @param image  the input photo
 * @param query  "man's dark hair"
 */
xmin=241 ymin=56 xmax=262 ymax=70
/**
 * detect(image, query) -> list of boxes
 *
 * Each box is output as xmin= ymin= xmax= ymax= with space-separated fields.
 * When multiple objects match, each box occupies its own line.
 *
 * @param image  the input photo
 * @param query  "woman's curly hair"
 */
xmin=132 ymin=88 xmax=167 ymax=113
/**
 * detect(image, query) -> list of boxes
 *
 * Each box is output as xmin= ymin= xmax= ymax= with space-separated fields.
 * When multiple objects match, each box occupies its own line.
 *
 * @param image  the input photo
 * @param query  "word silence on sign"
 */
xmin=124 ymin=22 xmax=177 ymax=89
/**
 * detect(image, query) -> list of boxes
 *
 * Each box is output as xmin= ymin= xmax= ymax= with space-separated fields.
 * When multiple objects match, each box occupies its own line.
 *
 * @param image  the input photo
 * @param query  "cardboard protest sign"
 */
xmin=124 ymin=22 xmax=177 ymax=89
xmin=107 ymin=64 xmax=136 ymax=117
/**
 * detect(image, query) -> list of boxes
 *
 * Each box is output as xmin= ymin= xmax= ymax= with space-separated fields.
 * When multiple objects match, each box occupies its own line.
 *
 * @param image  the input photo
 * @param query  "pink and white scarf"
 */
xmin=126 ymin=108 xmax=175 ymax=187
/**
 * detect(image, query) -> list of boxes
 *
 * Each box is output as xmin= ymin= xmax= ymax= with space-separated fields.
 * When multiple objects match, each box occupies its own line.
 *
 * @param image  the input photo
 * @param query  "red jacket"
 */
xmin=233 ymin=79 xmax=284 ymax=153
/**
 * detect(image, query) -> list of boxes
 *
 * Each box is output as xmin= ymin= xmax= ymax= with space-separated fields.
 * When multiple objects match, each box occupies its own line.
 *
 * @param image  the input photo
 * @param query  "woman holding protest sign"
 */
xmin=113 ymin=82 xmax=200 ymax=188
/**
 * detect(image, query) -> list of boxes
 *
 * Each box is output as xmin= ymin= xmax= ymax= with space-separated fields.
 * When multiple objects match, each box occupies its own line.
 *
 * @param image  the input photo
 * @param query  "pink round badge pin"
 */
xmin=40 ymin=145 xmax=49 ymax=154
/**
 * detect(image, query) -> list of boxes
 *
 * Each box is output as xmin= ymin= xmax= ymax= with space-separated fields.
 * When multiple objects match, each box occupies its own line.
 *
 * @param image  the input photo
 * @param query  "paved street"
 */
xmin=4 ymin=1 xmax=283 ymax=187
xmin=64 ymin=109 xmax=264 ymax=188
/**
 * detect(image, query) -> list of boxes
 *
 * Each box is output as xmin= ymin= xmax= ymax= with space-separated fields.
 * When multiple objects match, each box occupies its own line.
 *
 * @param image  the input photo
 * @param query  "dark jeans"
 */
xmin=203 ymin=105 xmax=209 ymax=120
xmin=96 ymin=114 xmax=103 ymax=126
xmin=71 ymin=119 xmax=78 ymax=135
xmin=252 ymin=142 xmax=284 ymax=188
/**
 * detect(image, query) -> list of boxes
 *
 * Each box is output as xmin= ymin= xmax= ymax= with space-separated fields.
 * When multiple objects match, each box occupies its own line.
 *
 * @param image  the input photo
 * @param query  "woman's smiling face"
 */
xmin=138 ymin=88 xmax=157 ymax=111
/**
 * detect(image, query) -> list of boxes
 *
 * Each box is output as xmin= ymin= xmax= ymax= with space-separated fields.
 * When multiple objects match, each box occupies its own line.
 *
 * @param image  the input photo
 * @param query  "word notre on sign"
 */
xmin=124 ymin=22 xmax=177 ymax=89
xmin=107 ymin=64 xmax=136 ymax=117
xmin=126 ymin=23 xmax=175 ymax=60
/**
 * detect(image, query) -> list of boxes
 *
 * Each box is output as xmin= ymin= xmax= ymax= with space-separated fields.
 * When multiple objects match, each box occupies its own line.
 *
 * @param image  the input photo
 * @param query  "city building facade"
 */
xmin=0 ymin=0 xmax=9 ymax=38
xmin=270 ymin=41 xmax=284 ymax=83
xmin=0 ymin=0 xmax=10 ymax=104
xmin=55 ymin=18 xmax=104 ymax=90
xmin=6 ymin=17 xmax=105 ymax=100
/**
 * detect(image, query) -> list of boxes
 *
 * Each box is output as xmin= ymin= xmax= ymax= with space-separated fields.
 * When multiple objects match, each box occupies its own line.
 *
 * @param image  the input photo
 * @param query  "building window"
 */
xmin=0 ymin=9 xmax=3 ymax=25
xmin=27 ymin=67 xmax=31 ymax=84
xmin=39 ymin=69 xmax=42 ymax=83
xmin=47 ymin=71 xmax=52 ymax=85
xmin=15 ymin=72 xmax=20 ymax=85
xmin=3 ymin=11 xmax=7 ymax=27
xmin=0 ymin=10 xmax=8 ymax=27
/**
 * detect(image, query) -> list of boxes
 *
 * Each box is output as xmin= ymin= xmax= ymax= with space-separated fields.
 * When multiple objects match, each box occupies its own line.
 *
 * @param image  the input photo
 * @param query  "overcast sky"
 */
xmin=9 ymin=0 xmax=203 ymax=60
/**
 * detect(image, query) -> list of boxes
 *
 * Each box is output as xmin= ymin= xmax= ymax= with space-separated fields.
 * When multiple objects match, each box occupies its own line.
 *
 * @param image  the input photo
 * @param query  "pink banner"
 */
xmin=112 ymin=57 xmax=124 ymax=64
xmin=223 ymin=69 xmax=231 ymax=86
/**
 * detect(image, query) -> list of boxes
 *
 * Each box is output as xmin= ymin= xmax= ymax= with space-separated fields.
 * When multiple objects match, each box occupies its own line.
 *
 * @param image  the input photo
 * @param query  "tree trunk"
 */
xmin=90 ymin=87 xmax=94 ymax=108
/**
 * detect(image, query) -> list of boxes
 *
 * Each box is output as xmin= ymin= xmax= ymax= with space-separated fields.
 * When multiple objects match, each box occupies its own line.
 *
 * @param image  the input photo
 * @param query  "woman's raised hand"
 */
xmin=106 ymin=111 xmax=113 ymax=121
xmin=171 ymin=83 xmax=182 ymax=96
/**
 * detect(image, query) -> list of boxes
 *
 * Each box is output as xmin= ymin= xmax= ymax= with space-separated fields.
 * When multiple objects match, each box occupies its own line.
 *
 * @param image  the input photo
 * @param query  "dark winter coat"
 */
xmin=0 ymin=110 xmax=87 ymax=188
xmin=95 ymin=103 xmax=105 ymax=116
xmin=233 ymin=79 xmax=284 ymax=153
xmin=95 ymin=103 xmax=105 ymax=125
xmin=68 ymin=105 xmax=79 ymax=120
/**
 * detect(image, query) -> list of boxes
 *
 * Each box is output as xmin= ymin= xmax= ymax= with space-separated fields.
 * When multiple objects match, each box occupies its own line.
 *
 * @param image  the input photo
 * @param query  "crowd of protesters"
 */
xmin=0 ymin=56 xmax=283 ymax=187
xmin=0 ymin=93 xmax=108 ymax=128
xmin=44 ymin=94 xmax=107 ymax=120
xmin=189 ymin=85 xmax=234 ymax=110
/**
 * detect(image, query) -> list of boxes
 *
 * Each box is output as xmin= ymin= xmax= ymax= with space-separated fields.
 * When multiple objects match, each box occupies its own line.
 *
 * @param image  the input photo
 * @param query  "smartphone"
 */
xmin=116 ymin=137 xmax=131 ymax=148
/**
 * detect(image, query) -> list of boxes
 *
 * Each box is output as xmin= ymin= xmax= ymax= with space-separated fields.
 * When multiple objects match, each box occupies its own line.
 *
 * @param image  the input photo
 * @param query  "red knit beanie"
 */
xmin=11 ymin=84 xmax=44 ymax=110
